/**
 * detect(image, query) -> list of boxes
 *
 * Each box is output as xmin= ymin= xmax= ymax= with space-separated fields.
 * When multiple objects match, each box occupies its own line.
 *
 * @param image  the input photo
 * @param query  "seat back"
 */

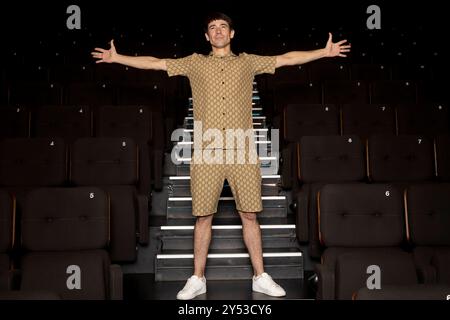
xmin=21 ymin=187 xmax=112 ymax=299
xmin=298 ymin=135 xmax=365 ymax=183
xmin=32 ymin=105 xmax=92 ymax=143
xmin=0 ymin=138 xmax=67 ymax=187
xmin=70 ymin=137 xmax=138 ymax=186
xmin=367 ymin=135 xmax=434 ymax=182
xmin=284 ymin=104 xmax=339 ymax=143
xmin=318 ymin=184 xmax=405 ymax=248
xmin=341 ymin=104 xmax=396 ymax=141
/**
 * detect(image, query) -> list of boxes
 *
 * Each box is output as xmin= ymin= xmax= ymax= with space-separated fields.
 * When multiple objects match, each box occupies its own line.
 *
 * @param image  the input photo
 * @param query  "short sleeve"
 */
xmin=245 ymin=53 xmax=276 ymax=75
xmin=166 ymin=54 xmax=195 ymax=77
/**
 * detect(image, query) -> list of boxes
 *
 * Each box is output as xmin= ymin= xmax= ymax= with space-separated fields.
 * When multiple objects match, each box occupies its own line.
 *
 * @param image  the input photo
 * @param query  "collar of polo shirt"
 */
xmin=208 ymin=51 xmax=237 ymax=58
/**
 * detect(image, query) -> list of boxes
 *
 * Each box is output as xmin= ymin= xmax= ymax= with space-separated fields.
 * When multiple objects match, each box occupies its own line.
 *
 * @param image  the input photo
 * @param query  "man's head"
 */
xmin=204 ymin=12 xmax=235 ymax=50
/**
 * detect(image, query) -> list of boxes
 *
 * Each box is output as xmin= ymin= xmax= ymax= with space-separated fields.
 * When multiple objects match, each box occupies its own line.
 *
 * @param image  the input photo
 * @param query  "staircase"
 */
xmin=154 ymin=81 xmax=303 ymax=282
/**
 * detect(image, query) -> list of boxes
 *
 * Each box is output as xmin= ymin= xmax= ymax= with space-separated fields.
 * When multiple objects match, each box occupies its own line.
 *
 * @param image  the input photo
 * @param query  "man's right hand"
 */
xmin=91 ymin=39 xmax=117 ymax=63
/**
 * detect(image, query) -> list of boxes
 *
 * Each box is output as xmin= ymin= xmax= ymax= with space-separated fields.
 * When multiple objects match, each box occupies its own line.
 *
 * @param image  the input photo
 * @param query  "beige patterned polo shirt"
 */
xmin=166 ymin=52 xmax=276 ymax=157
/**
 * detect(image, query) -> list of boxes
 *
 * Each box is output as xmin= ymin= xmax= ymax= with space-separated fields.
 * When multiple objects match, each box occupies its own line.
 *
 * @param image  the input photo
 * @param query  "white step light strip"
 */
xmin=188 ymin=107 xmax=263 ymax=111
xmin=176 ymin=141 xmax=271 ymax=145
xmin=169 ymin=175 xmax=281 ymax=180
xmin=157 ymin=252 xmax=302 ymax=259
xmin=183 ymin=129 xmax=268 ymax=133
xmin=175 ymin=156 xmax=276 ymax=162
xmin=185 ymin=116 xmax=266 ymax=120
xmin=168 ymin=196 xmax=285 ymax=201
xmin=161 ymin=224 xmax=296 ymax=230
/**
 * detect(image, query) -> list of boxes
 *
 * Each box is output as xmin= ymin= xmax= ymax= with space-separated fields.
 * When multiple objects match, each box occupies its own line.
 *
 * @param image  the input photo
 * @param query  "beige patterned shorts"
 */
xmin=190 ymin=161 xmax=263 ymax=216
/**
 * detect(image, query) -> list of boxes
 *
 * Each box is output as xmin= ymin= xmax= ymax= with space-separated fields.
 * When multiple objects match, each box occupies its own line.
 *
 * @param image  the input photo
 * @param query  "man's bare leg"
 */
xmin=193 ymin=214 xmax=214 ymax=277
xmin=239 ymin=210 xmax=264 ymax=276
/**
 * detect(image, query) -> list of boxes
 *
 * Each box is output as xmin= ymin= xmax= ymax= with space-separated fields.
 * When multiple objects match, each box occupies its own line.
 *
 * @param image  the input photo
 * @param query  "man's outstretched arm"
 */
xmin=275 ymin=33 xmax=351 ymax=68
xmin=91 ymin=40 xmax=167 ymax=71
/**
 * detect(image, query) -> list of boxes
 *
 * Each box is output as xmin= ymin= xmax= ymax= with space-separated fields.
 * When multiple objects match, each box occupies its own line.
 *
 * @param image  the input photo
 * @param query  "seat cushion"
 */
xmin=335 ymin=250 xmax=418 ymax=300
xmin=21 ymin=250 xmax=110 ymax=300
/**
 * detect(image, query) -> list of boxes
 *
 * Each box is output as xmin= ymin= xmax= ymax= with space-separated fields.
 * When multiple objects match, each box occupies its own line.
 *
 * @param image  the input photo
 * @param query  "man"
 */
xmin=92 ymin=12 xmax=350 ymax=300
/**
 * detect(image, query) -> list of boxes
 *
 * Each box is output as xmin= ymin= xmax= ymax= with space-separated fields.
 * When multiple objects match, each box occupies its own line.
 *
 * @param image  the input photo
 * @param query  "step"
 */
xmin=187 ymin=112 xmax=264 ymax=117
xmin=166 ymin=195 xmax=287 ymax=220
xmin=159 ymin=224 xmax=299 ymax=251
xmin=180 ymin=128 xmax=270 ymax=141
xmin=173 ymin=159 xmax=279 ymax=176
xmin=155 ymin=249 xmax=303 ymax=281
xmin=174 ymin=140 xmax=272 ymax=147
xmin=172 ymin=146 xmax=276 ymax=156
xmin=168 ymin=174 xmax=281 ymax=185
xmin=188 ymin=107 xmax=262 ymax=113
xmin=184 ymin=116 xmax=266 ymax=121
xmin=162 ymin=216 xmax=295 ymax=226
xmin=173 ymin=129 xmax=271 ymax=146
xmin=173 ymin=155 xmax=276 ymax=163
xmin=163 ymin=147 xmax=279 ymax=177
xmin=182 ymin=128 xmax=269 ymax=133
xmin=168 ymin=178 xmax=282 ymax=197
xmin=150 ymin=214 xmax=295 ymax=227
xmin=176 ymin=130 xmax=268 ymax=141
xmin=171 ymin=143 xmax=275 ymax=155
xmin=184 ymin=122 xmax=265 ymax=129
xmin=188 ymin=93 xmax=261 ymax=103
xmin=183 ymin=121 xmax=267 ymax=129
xmin=183 ymin=118 xmax=266 ymax=129
xmin=188 ymin=107 xmax=262 ymax=112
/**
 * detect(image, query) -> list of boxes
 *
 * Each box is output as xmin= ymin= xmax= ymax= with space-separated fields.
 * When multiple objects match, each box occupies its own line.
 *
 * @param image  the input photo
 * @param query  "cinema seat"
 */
xmin=405 ymin=184 xmax=450 ymax=285
xmin=17 ymin=187 xmax=122 ymax=299
xmin=281 ymin=104 xmax=339 ymax=189
xmin=293 ymin=135 xmax=366 ymax=258
xmin=316 ymin=184 xmax=419 ymax=300
xmin=70 ymin=137 xmax=149 ymax=262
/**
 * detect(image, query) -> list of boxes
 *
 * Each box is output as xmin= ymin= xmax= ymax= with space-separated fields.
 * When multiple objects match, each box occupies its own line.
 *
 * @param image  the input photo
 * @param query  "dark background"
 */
xmin=1 ymin=0 xmax=446 ymax=56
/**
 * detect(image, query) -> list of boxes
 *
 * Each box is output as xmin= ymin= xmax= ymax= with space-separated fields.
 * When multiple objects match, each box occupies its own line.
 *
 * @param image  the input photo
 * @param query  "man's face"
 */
xmin=205 ymin=19 xmax=235 ymax=49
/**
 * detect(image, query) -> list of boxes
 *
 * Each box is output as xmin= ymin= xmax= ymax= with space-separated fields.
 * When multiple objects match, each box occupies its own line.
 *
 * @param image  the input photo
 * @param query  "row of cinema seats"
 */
xmin=1 ymin=59 xmax=181 ymax=84
xmin=290 ymin=134 xmax=450 ymax=259
xmin=2 ymin=80 xmax=189 ymax=115
xmin=0 ymin=78 xmax=190 ymax=152
xmin=315 ymin=183 xmax=450 ymax=300
xmin=0 ymin=104 xmax=164 ymax=190
xmin=0 ymin=137 xmax=149 ymax=263
xmin=273 ymin=80 xmax=445 ymax=106
xmin=0 ymin=62 xmax=190 ymax=106
xmin=260 ymin=80 xmax=447 ymax=121
xmin=1 ymin=81 xmax=166 ymax=108
xmin=2 ymin=60 xmax=445 ymax=85
xmin=1 ymin=79 xmax=443 ymax=110
xmin=263 ymin=61 xmax=447 ymax=83
xmin=0 ymin=187 xmax=122 ymax=299
xmin=280 ymin=103 xmax=449 ymax=189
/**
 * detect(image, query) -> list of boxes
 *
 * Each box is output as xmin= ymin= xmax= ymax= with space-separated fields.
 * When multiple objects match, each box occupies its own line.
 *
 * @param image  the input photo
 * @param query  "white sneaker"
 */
xmin=252 ymin=273 xmax=286 ymax=297
xmin=176 ymin=275 xmax=207 ymax=300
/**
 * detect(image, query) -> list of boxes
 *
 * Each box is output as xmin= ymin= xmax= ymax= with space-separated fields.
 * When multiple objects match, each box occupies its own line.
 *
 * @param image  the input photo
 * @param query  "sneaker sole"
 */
xmin=252 ymin=285 xmax=286 ymax=297
xmin=177 ymin=287 xmax=207 ymax=300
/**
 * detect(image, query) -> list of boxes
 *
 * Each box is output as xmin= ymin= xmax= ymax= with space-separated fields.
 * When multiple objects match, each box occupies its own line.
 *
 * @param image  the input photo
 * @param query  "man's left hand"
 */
xmin=324 ymin=32 xmax=351 ymax=57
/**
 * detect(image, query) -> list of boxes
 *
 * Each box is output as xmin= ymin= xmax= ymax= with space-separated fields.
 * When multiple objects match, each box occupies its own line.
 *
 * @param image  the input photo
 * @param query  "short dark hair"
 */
xmin=204 ymin=12 xmax=234 ymax=32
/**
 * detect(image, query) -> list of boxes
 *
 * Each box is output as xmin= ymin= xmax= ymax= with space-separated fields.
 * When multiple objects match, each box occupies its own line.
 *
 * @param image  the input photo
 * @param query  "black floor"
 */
xmin=124 ymin=273 xmax=316 ymax=300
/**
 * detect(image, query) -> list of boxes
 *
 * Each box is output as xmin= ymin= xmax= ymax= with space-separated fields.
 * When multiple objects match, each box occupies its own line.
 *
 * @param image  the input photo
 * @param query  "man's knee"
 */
xmin=196 ymin=214 xmax=214 ymax=226
xmin=239 ymin=210 xmax=257 ymax=221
